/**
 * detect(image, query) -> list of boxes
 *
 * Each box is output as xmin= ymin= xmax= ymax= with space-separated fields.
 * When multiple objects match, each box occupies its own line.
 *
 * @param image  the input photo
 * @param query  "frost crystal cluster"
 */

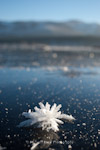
xmin=18 ymin=102 xmax=75 ymax=132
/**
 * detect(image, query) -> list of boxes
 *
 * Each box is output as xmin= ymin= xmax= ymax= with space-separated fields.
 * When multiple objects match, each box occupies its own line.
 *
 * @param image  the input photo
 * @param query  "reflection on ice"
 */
xmin=30 ymin=128 xmax=74 ymax=150
xmin=30 ymin=128 xmax=59 ymax=150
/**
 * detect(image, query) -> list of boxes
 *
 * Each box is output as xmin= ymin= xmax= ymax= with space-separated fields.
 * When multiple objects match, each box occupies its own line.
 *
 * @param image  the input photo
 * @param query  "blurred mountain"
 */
xmin=0 ymin=20 xmax=100 ymax=39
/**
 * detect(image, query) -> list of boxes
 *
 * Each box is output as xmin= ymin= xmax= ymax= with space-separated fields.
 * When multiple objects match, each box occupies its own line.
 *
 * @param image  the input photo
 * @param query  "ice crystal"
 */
xmin=18 ymin=102 xmax=75 ymax=132
xmin=31 ymin=142 xmax=40 ymax=150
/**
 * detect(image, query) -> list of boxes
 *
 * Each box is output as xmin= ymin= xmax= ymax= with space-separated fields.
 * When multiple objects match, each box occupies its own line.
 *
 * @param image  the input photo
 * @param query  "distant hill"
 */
xmin=0 ymin=20 xmax=100 ymax=40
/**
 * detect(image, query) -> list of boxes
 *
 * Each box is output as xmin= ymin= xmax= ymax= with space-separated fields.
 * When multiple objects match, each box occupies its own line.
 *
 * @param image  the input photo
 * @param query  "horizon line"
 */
xmin=0 ymin=19 xmax=100 ymax=24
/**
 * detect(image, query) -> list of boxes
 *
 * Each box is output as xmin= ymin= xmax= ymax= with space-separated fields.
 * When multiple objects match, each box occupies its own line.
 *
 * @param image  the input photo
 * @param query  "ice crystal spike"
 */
xmin=31 ymin=142 xmax=40 ymax=150
xmin=18 ymin=102 xmax=75 ymax=132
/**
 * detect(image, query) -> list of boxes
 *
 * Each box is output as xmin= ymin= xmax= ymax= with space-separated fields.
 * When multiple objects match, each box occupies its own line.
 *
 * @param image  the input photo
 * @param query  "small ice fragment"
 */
xmin=82 ymin=123 xmax=86 ymax=126
xmin=94 ymin=143 xmax=97 ymax=148
xmin=7 ymin=135 xmax=10 ymax=138
xmin=18 ymin=86 xmax=21 ymax=90
xmin=98 ymin=129 xmax=100 ymax=135
xmin=68 ymin=144 xmax=72 ymax=149
xmin=59 ymin=141 xmax=63 ymax=144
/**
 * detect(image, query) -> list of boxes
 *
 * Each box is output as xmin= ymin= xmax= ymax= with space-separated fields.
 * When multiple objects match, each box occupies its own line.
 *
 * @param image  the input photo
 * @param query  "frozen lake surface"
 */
xmin=0 ymin=47 xmax=100 ymax=150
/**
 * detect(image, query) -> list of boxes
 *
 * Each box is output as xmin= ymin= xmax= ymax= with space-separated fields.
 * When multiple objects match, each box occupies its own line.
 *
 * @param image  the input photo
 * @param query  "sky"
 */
xmin=0 ymin=0 xmax=100 ymax=23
